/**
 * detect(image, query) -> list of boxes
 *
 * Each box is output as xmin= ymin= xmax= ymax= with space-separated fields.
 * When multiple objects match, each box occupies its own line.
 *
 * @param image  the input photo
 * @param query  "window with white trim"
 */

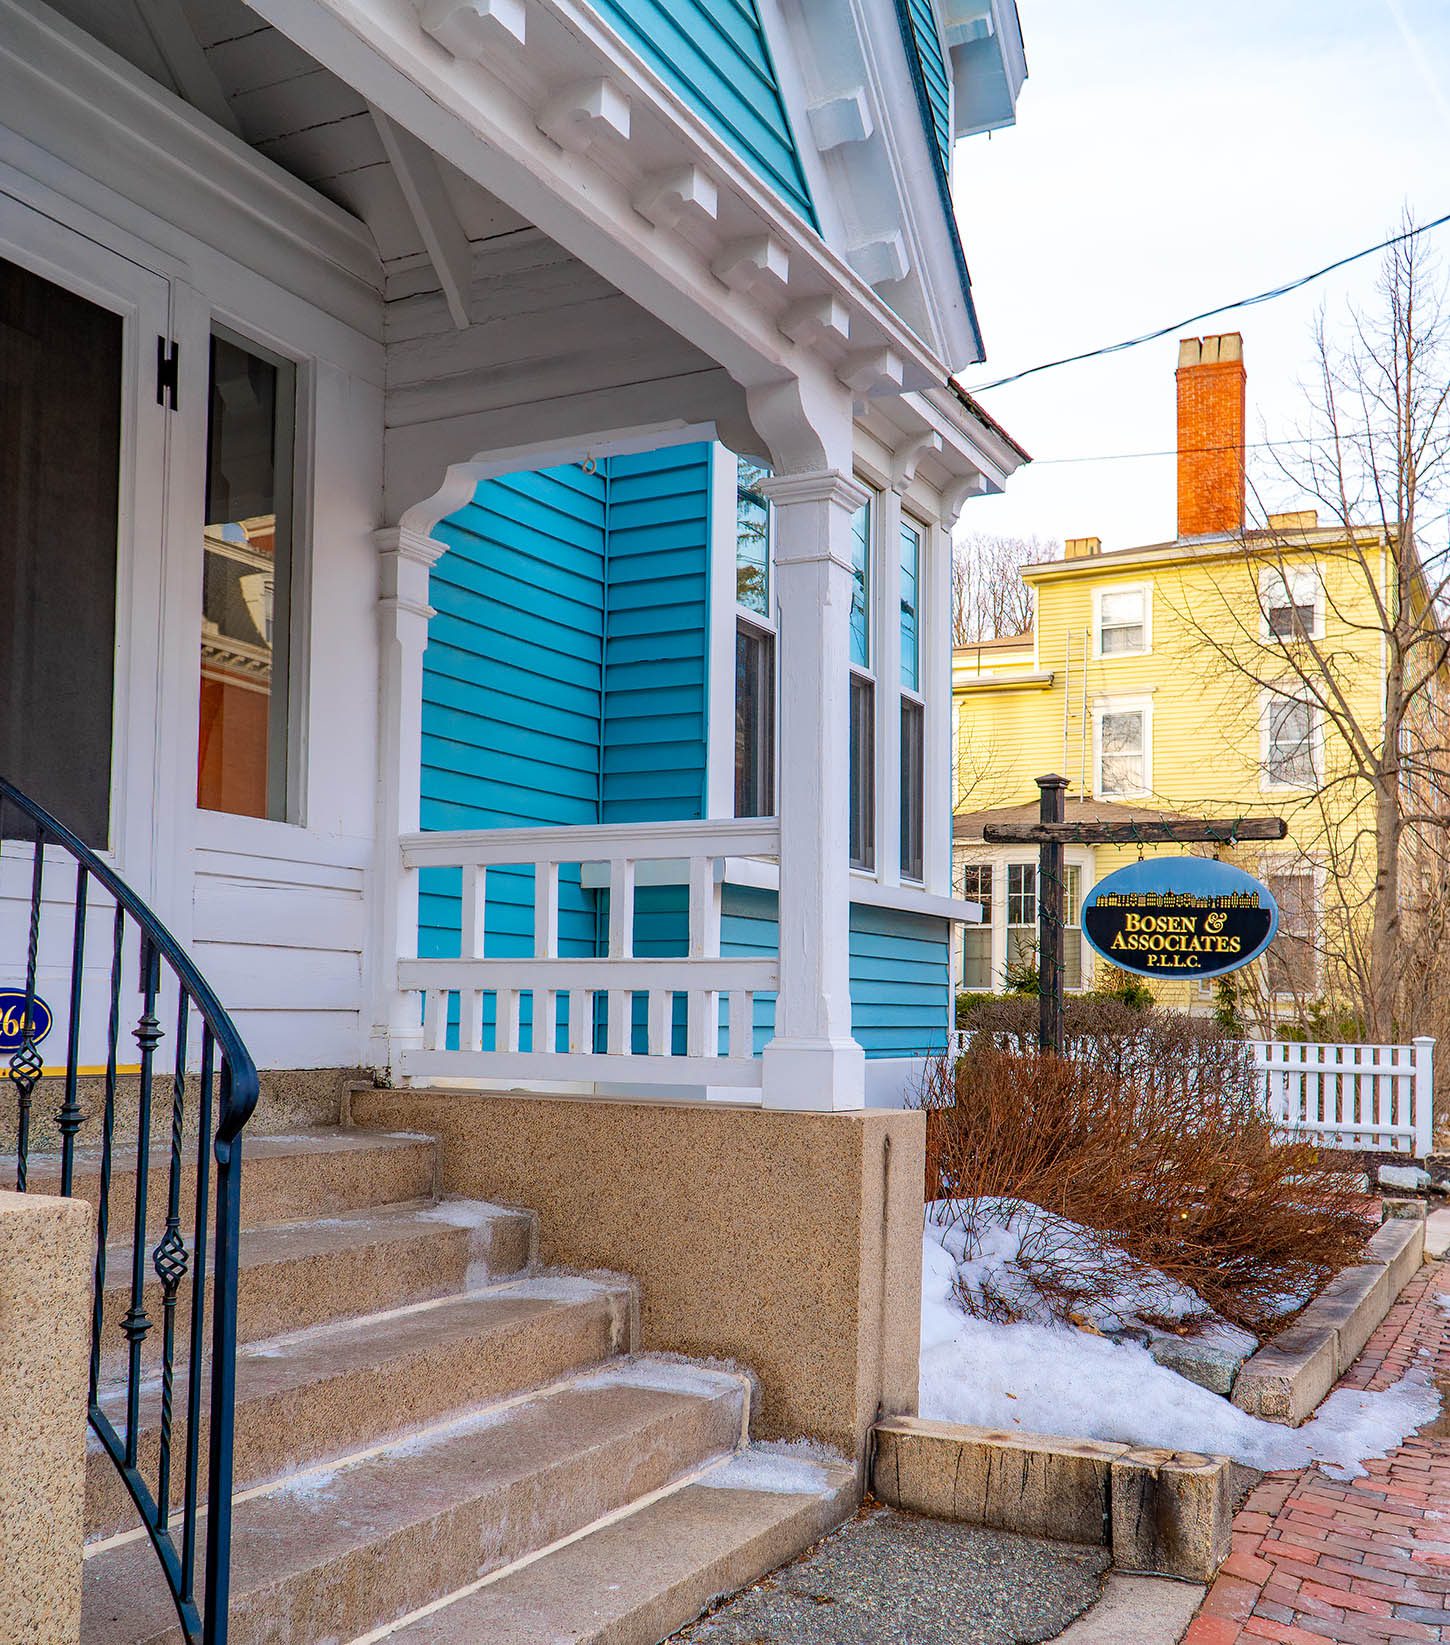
xmin=997 ymin=862 xmax=1086 ymax=990
xmin=1261 ymin=566 xmax=1321 ymax=641
xmin=734 ymin=456 xmax=775 ymax=817
xmin=1094 ymin=585 xmax=1149 ymax=657
xmin=1063 ymin=863 xmax=1083 ymax=990
xmin=1266 ymin=870 xmax=1318 ymax=996
xmin=961 ymin=863 xmax=993 ymax=989
xmin=199 ymin=327 xmax=299 ymax=821
xmin=1006 ymin=862 xmax=1036 ymax=975
xmin=1094 ymin=702 xmax=1150 ymax=798
xmin=900 ymin=516 xmax=926 ymax=881
xmin=849 ymin=491 xmax=875 ymax=869
xmin=1263 ymin=694 xmax=1318 ymax=789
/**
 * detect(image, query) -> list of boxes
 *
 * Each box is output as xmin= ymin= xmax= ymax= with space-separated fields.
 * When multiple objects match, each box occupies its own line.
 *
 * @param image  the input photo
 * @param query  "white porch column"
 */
xmin=368 ymin=524 xmax=446 ymax=1069
xmin=759 ymin=469 xmax=870 ymax=1112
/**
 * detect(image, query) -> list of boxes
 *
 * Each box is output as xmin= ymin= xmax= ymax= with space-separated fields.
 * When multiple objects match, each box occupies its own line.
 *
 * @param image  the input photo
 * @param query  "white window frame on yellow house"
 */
xmin=955 ymin=848 xmax=1094 ymax=993
xmin=1092 ymin=581 xmax=1152 ymax=659
xmin=1092 ymin=695 xmax=1154 ymax=799
xmin=1260 ymin=853 xmax=1324 ymax=1000
xmin=1260 ymin=688 xmax=1322 ymax=792
xmin=1259 ymin=565 xmax=1324 ymax=643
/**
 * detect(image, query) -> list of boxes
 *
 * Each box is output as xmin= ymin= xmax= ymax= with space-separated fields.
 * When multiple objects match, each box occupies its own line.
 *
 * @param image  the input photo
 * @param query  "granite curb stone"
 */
xmin=1231 ymin=1214 xmax=1424 ymax=1425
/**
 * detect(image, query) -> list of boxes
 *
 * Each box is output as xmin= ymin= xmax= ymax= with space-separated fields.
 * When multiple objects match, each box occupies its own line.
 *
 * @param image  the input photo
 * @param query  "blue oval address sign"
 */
xmin=1081 ymin=857 xmax=1279 ymax=981
xmin=0 ymin=991 xmax=53 ymax=1055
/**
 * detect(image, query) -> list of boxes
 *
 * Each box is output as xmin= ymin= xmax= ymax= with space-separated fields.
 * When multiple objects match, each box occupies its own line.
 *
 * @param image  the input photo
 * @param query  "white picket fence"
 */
xmin=947 ymin=1028 xmax=1436 ymax=1156
xmin=1255 ymin=1037 xmax=1435 ymax=1157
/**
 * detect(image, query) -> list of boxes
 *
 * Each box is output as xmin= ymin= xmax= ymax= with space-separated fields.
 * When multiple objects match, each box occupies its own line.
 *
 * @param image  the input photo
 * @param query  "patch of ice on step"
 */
xmin=418 ymin=1198 xmax=518 ymax=1229
xmin=700 ymin=1443 xmax=836 ymax=1496
xmin=269 ymin=1467 xmax=340 ymax=1501
xmin=505 ymin=1274 xmax=620 ymax=1303
xmin=419 ymin=1198 xmax=533 ymax=1288
xmin=374 ymin=1400 xmax=517 ymax=1458
xmin=579 ymin=1357 xmax=744 ymax=1400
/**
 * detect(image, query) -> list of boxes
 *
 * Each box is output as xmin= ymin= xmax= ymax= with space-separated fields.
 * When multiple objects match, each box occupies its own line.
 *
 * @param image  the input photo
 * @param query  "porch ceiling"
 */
xmin=39 ymin=0 xmax=522 ymax=266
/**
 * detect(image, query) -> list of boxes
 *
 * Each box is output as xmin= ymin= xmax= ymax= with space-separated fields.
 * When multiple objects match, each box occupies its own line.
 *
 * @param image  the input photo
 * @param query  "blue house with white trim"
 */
xmin=1 ymin=0 xmax=1030 ymax=1635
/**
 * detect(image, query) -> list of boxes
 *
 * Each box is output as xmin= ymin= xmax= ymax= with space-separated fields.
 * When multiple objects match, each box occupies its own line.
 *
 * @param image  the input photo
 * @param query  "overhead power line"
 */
xmin=1033 ymin=436 xmax=1317 ymax=467
xmin=964 ymin=212 xmax=1450 ymax=394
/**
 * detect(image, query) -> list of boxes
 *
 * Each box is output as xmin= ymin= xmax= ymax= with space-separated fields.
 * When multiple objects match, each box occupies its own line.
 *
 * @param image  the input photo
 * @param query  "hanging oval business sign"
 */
xmin=0 ymin=990 xmax=52 ymax=1055
xmin=1081 ymin=857 xmax=1278 ymax=980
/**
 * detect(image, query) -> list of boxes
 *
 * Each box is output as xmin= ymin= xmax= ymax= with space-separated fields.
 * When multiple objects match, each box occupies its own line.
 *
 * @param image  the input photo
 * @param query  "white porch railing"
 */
xmin=1256 ymin=1037 xmax=1435 ymax=1156
xmin=395 ymin=818 xmax=779 ymax=1094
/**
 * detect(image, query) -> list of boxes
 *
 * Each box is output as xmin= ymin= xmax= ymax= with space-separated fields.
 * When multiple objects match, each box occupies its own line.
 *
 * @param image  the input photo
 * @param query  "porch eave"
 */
xmin=241 ymin=0 xmax=956 ymax=399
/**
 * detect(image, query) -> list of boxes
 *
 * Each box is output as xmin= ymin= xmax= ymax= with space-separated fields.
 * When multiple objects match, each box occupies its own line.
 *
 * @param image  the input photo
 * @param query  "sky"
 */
xmin=950 ymin=0 xmax=1450 ymax=555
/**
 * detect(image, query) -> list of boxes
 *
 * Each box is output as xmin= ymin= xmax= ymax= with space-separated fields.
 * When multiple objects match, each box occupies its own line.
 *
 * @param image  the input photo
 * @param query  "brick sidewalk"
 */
xmin=1187 ymin=1262 xmax=1450 ymax=1644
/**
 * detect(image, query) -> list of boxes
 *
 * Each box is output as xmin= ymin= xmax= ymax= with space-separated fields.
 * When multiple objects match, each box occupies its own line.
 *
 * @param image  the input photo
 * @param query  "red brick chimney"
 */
xmin=1176 ymin=333 xmax=1245 ymax=538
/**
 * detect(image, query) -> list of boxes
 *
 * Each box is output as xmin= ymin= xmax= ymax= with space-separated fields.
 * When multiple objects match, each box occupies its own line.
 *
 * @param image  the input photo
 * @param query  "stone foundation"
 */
xmin=349 ymin=1090 xmax=925 ymax=1459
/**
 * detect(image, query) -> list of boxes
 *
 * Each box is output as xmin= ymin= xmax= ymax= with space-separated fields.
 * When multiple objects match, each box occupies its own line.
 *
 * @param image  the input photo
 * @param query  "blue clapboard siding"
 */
xmin=584 ymin=0 xmax=816 ymax=225
xmin=721 ymin=888 xmax=951 ymax=1058
xmin=421 ymin=465 xmax=609 ymax=1049
xmin=901 ymin=0 xmax=952 ymax=175
xmin=602 ymin=445 xmax=711 ymax=823
xmin=848 ymin=902 xmax=952 ymax=1057
xmin=420 ymin=450 xmax=716 ymax=1049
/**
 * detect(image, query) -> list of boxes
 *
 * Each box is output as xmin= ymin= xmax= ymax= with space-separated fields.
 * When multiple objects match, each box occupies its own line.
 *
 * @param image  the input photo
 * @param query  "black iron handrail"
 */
xmin=0 ymin=776 xmax=258 ymax=1645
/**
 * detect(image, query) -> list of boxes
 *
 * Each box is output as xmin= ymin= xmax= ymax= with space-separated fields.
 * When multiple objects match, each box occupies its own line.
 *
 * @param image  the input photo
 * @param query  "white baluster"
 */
xmin=535 ymin=861 xmax=560 ymax=958
xmin=687 ymin=855 xmax=720 ymax=1060
xmin=422 ymin=987 xmax=446 ymax=1052
xmin=606 ymin=857 xmax=635 ymax=1056
xmin=569 ymin=988 xmax=592 ymax=1055
xmin=534 ymin=988 xmax=557 ymax=1057
xmin=462 ymin=988 xmax=484 ymax=1053
xmin=461 ymin=863 xmax=487 ymax=957
xmin=647 ymin=989 xmax=670 ymax=1057
xmin=728 ymin=990 xmax=751 ymax=1060
xmin=609 ymin=858 xmax=636 ymax=957
xmin=500 ymin=988 xmax=522 ymax=1054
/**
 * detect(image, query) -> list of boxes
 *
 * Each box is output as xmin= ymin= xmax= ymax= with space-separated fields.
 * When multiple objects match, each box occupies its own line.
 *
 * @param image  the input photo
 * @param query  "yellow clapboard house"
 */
xmin=953 ymin=334 xmax=1414 ymax=1016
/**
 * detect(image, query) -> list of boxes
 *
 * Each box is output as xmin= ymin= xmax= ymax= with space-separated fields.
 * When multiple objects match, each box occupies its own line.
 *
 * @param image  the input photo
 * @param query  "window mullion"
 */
xmin=877 ymin=487 xmax=903 ymax=885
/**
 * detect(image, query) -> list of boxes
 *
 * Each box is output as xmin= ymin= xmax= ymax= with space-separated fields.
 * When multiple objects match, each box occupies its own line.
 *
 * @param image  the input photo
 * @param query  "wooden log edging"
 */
xmin=871 ymin=1416 xmax=1232 ymax=1582
xmin=1230 ymin=1215 xmax=1426 ymax=1426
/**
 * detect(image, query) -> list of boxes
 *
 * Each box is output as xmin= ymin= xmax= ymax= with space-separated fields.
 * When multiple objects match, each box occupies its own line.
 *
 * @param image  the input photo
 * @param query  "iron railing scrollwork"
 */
xmin=0 ymin=777 xmax=258 ymax=1645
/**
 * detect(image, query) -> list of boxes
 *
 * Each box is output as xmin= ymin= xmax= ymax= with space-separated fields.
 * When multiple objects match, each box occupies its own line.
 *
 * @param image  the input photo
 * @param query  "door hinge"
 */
xmin=155 ymin=336 xmax=180 ymax=411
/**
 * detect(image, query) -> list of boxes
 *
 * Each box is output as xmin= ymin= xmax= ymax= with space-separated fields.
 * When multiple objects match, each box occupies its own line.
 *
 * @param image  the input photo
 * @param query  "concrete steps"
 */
xmin=94 ymin=1198 xmax=514 ymax=1372
xmin=75 ymin=1123 xmax=856 ymax=1644
xmin=81 ymin=1359 xmax=752 ymax=1645
xmin=13 ymin=1127 xmax=439 ymax=1237
xmin=85 ymin=1272 xmax=637 ymax=1540
xmin=379 ymin=1447 xmax=858 ymax=1644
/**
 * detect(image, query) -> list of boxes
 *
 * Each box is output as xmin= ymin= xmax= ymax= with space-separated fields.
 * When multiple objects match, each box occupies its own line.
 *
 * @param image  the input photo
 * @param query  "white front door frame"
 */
xmin=0 ymin=178 xmax=175 ymax=915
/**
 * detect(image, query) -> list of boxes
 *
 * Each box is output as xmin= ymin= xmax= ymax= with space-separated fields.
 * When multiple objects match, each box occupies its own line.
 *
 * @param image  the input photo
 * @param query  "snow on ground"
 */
xmin=920 ymin=1209 xmax=1439 ymax=1480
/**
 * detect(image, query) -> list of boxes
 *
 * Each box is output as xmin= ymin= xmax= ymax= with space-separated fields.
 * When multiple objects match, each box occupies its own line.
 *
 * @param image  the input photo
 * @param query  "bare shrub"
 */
xmin=921 ymin=1040 xmax=1369 ymax=1335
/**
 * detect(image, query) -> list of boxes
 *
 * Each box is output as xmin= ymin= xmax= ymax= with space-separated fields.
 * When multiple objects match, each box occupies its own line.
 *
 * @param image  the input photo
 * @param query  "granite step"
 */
xmin=380 ymin=1446 xmax=858 ymax=1645
xmin=11 ymin=1126 xmax=440 ymax=1236
xmin=81 ymin=1358 xmax=752 ymax=1645
xmin=86 ymin=1271 xmax=636 ymax=1541
xmin=95 ymin=1197 xmax=532 ymax=1374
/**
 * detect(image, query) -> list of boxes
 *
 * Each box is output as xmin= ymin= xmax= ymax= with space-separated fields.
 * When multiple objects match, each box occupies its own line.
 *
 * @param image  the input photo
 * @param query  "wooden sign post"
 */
xmin=982 ymin=775 xmax=1288 ymax=1056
